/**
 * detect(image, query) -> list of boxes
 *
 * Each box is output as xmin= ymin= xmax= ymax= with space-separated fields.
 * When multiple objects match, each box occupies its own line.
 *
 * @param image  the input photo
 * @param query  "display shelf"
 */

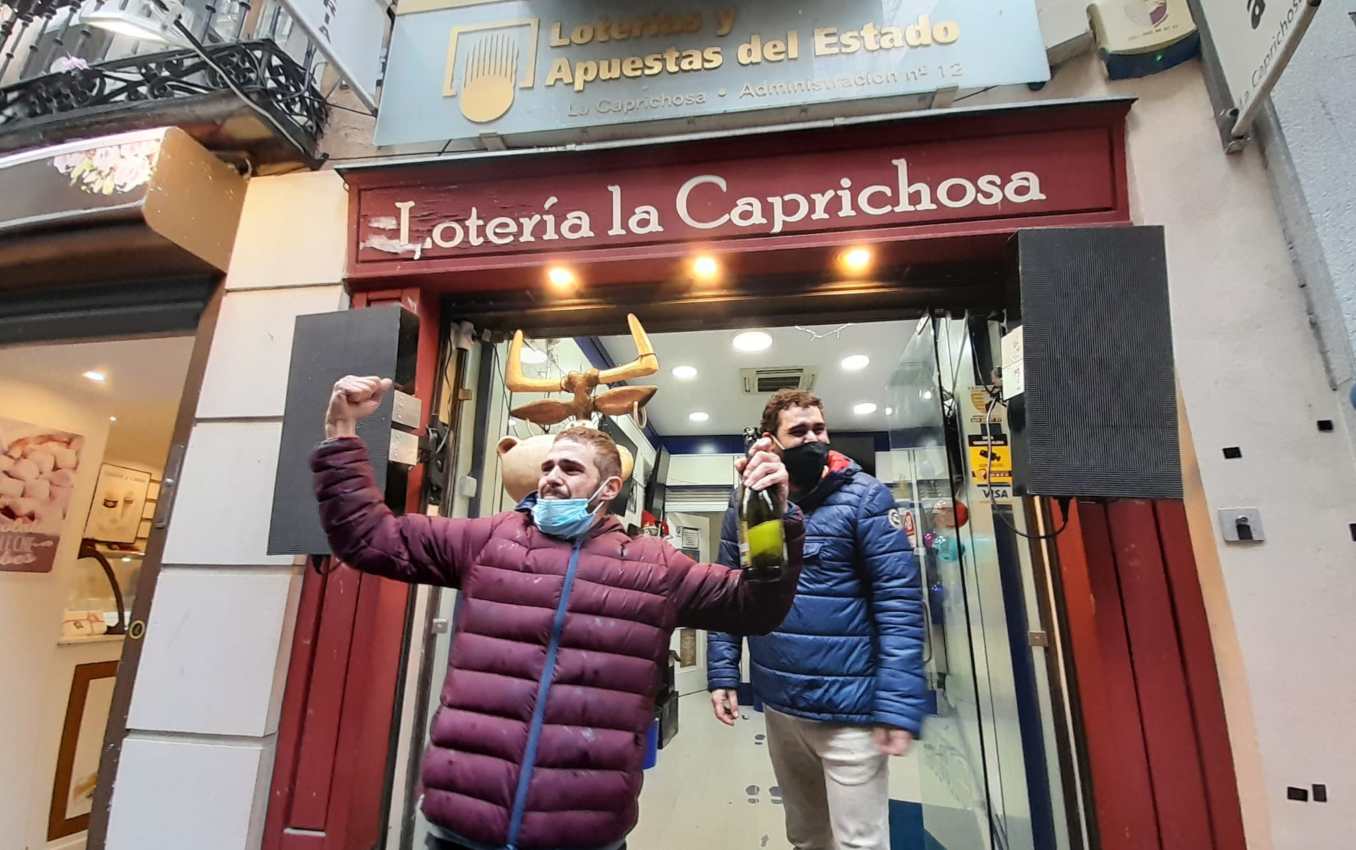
xmin=57 ymin=634 xmax=127 ymax=647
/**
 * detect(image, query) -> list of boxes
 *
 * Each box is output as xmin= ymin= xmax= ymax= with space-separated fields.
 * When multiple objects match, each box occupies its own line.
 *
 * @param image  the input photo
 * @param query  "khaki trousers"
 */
xmin=764 ymin=707 xmax=890 ymax=850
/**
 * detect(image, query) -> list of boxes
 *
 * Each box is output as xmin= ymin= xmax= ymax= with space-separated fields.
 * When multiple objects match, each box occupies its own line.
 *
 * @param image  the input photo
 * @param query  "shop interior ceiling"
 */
xmin=598 ymin=321 xmax=938 ymax=437
xmin=0 ymin=336 xmax=194 ymax=468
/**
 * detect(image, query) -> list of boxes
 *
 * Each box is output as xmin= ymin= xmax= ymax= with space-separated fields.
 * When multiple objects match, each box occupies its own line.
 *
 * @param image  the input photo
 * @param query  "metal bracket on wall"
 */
xmin=151 ymin=443 xmax=187 ymax=530
xmin=1219 ymin=507 xmax=1265 ymax=542
xmin=1184 ymin=0 xmax=1252 ymax=153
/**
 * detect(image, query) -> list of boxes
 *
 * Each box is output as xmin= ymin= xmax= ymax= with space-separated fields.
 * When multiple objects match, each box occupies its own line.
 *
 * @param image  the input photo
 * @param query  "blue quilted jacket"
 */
xmin=706 ymin=452 xmax=927 ymax=734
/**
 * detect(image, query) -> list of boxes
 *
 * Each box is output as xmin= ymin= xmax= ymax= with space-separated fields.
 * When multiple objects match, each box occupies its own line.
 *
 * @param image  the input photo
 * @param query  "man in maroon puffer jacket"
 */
xmin=313 ymin=376 xmax=806 ymax=850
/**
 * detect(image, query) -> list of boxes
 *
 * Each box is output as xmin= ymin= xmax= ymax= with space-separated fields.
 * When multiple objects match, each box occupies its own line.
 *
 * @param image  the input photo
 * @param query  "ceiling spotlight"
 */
xmin=853 ymin=402 xmax=878 ymax=416
xmin=546 ymin=266 xmax=577 ymax=290
xmin=520 ymin=346 xmax=548 ymax=365
xmin=689 ymin=411 xmax=710 ymax=423
xmin=732 ymin=331 xmax=772 ymax=353
xmin=672 ymin=365 xmax=698 ymax=381
xmin=108 ymin=416 xmax=118 ymax=423
xmin=841 ymin=354 xmax=870 ymax=372
xmin=921 ymin=389 xmax=935 ymax=401
xmin=692 ymin=254 xmax=720 ymax=282
xmin=841 ymin=246 xmax=874 ymax=274
xmin=83 ymin=371 xmax=106 ymax=383
xmin=885 ymin=407 xmax=894 ymax=416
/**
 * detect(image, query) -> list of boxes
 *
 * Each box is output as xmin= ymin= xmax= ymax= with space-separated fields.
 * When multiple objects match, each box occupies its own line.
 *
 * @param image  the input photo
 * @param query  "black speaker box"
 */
xmin=1007 ymin=227 xmax=1182 ymax=500
xmin=268 ymin=304 xmax=420 ymax=556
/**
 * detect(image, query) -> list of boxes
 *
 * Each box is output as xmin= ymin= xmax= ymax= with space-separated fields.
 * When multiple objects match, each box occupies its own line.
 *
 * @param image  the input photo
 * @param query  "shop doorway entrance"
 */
xmin=383 ymin=307 xmax=1085 ymax=850
xmin=0 ymin=332 xmax=200 ymax=850
xmin=664 ymin=511 xmax=713 ymax=697
xmin=269 ymin=98 xmax=1243 ymax=850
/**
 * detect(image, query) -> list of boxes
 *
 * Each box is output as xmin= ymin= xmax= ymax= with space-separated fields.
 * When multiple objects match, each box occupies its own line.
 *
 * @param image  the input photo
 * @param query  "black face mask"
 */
xmin=779 ymin=440 xmax=830 ymax=491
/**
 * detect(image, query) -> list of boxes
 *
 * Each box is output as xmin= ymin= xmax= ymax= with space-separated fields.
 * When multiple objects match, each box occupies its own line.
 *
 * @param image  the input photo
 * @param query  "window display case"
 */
xmin=62 ymin=539 xmax=138 ymax=641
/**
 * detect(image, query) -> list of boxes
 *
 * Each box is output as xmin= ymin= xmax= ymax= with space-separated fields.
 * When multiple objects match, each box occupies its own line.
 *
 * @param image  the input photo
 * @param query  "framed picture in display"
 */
xmin=48 ymin=660 xmax=119 ymax=840
xmin=84 ymin=465 xmax=151 ymax=544
xmin=0 ymin=417 xmax=85 ymax=573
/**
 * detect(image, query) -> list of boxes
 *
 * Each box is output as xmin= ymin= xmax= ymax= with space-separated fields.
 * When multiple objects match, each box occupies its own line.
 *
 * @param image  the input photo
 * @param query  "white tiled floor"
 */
xmin=632 ymin=693 xmax=923 ymax=850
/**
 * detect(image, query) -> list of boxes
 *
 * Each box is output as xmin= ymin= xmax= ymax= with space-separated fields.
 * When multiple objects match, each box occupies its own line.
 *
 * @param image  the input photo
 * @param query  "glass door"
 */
xmin=896 ymin=313 xmax=1078 ymax=850
xmin=885 ymin=314 xmax=995 ymax=849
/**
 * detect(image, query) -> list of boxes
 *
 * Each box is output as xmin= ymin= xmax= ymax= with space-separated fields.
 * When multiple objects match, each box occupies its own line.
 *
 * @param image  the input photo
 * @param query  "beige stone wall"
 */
xmin=103 ymin=171 xmax=350 ymax=850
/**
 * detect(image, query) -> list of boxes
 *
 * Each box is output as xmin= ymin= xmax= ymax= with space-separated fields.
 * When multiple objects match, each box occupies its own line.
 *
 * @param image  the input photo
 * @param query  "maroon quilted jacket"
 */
xmin=312 ymin=437 xmax=804 ymax=850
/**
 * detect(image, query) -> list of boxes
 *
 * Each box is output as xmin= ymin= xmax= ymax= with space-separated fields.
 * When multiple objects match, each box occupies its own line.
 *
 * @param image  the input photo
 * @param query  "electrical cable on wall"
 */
xmin=982 ymin=388 xmax=1071 ymax=541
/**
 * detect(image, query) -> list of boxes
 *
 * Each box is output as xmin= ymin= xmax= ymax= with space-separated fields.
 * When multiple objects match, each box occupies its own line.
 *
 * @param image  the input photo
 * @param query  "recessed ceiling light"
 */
xmin=520 ymin=346 xmax=548 ymax=365
xmin=83 ymin=371 xmax=106 ymax=383
xmin=921 ymin=389 xmax=934 ymax=401
xmin=546 ymin=266 xmax=577 ymax=290
xmin=841 ymin=354 xmax=870 ymax=371
xmin=689 ymin=411 xmax=710 ymax=423
xmin=732 ymin=331 xmax=772 ymax=353
xmin=841 ymin=246 xmax=874 ymax=274
xmin=853 ymin=402 xmax=878 ymax=416
xmin=672 ymin=365 xmax=698 ymax=381
xmin=108 ymin=416 xmax=118 ymax=423
xmin=885 ymin=407 xmax=894 ymax=416
xmin=121 ymin=556 xmax=132 ymax=563
xmin=692 ymin=254 xmax=720 ymax=282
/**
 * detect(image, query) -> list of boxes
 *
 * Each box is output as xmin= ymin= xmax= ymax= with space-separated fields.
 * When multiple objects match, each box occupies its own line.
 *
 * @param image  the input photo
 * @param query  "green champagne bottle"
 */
xmin=738 ymin=427 xmax=785 ymax=582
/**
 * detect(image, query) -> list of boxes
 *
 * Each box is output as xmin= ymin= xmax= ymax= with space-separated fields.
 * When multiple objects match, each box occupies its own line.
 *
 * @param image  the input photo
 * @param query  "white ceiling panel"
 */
xmin=596 ymin=321 xmax=944 ymax=437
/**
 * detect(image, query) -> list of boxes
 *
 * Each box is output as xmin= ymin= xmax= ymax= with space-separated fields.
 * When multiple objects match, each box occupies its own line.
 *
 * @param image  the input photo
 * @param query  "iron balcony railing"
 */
xmin=0 ymin=0 xmax=338 ymax=167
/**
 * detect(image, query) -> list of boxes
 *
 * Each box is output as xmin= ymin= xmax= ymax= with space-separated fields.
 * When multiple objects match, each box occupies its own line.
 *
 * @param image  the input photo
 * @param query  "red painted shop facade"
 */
xmin=264 ymin=98 xmax=1245 ymax=850
xmin=343 ymin=99 xmax=1129 ymax=292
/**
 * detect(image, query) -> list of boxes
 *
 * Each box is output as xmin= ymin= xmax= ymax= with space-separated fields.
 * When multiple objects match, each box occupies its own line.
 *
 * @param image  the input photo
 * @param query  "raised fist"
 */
xmin=324 ymin=375 xmax=393 ymax=439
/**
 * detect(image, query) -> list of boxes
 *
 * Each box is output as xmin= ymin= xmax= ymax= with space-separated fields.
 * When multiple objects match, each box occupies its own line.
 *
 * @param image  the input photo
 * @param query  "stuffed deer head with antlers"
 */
xmin=506 ymin=313 xmax=660 ymax=427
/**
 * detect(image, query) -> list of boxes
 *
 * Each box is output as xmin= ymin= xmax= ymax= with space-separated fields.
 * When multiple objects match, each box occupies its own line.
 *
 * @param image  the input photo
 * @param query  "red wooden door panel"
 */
xmin=1054 ymin=499 xmax=1246 ymax=850
xmin=1106 ymin=501 xmax=1213 ymax=850
xmin=1055 ymin=501 xmax=1162 ymax=850
xmin=263 ymin=288 xmax=440 ymax=850
xmin=1154 ymin=502 xmax=1247 ymax=850
xmin=289 ymin=566 xmax=362 ymax=830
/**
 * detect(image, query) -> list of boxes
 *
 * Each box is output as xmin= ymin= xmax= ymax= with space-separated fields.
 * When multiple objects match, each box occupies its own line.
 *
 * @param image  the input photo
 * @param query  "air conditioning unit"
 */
xmin=741 ymin=367 xmax=818 ymax=394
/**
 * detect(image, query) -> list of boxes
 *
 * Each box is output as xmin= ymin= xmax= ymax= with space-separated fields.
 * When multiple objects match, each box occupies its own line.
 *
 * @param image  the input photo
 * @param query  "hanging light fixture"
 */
xmin=80 ymin=0 xmax=185 ymax=44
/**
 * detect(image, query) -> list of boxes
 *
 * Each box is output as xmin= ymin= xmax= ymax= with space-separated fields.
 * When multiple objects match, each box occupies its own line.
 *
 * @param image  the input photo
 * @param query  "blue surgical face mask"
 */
xmin=531 ymin=478 xmax=617 ymax=540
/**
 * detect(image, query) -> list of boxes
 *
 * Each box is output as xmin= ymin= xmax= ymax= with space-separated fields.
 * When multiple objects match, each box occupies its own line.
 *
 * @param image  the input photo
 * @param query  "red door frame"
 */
xmin=1052 ymin=500 xmax=1246 ymax=850
xmin=263 ymin=287 xmax=440 ymax=850
xmin=264 ymin=99 xmax=1242 ymax=850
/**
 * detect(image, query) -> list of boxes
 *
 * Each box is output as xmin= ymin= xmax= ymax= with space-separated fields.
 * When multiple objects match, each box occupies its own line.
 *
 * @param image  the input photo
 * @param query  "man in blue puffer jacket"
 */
xmin=708 ymin=389 xmax=925 ymax=850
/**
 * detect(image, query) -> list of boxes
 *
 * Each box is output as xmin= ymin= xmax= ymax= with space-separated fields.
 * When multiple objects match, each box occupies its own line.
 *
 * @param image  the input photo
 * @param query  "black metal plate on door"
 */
xmin=267 ymin=304 xmax=419 ymax=556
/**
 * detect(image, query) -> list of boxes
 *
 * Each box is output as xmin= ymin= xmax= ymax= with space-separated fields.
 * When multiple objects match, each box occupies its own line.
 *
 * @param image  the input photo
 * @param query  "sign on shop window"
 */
xmin=0 ymin=419 xmax=85 ymax=573
xmin=374 ymin=0 xmax=1050 ymax=148
xmin=967 ymin=433 xmax=1012 ymax=500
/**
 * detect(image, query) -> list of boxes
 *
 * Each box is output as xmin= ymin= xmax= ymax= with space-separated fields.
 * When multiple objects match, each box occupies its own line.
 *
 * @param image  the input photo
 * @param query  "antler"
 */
xmin=504 ymin=330 xmax=562 ymax=393
xmin=598 ymin=313 xmax=659 ymax=384
xmin=594 ymin=386 xmax=658 ymax=416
